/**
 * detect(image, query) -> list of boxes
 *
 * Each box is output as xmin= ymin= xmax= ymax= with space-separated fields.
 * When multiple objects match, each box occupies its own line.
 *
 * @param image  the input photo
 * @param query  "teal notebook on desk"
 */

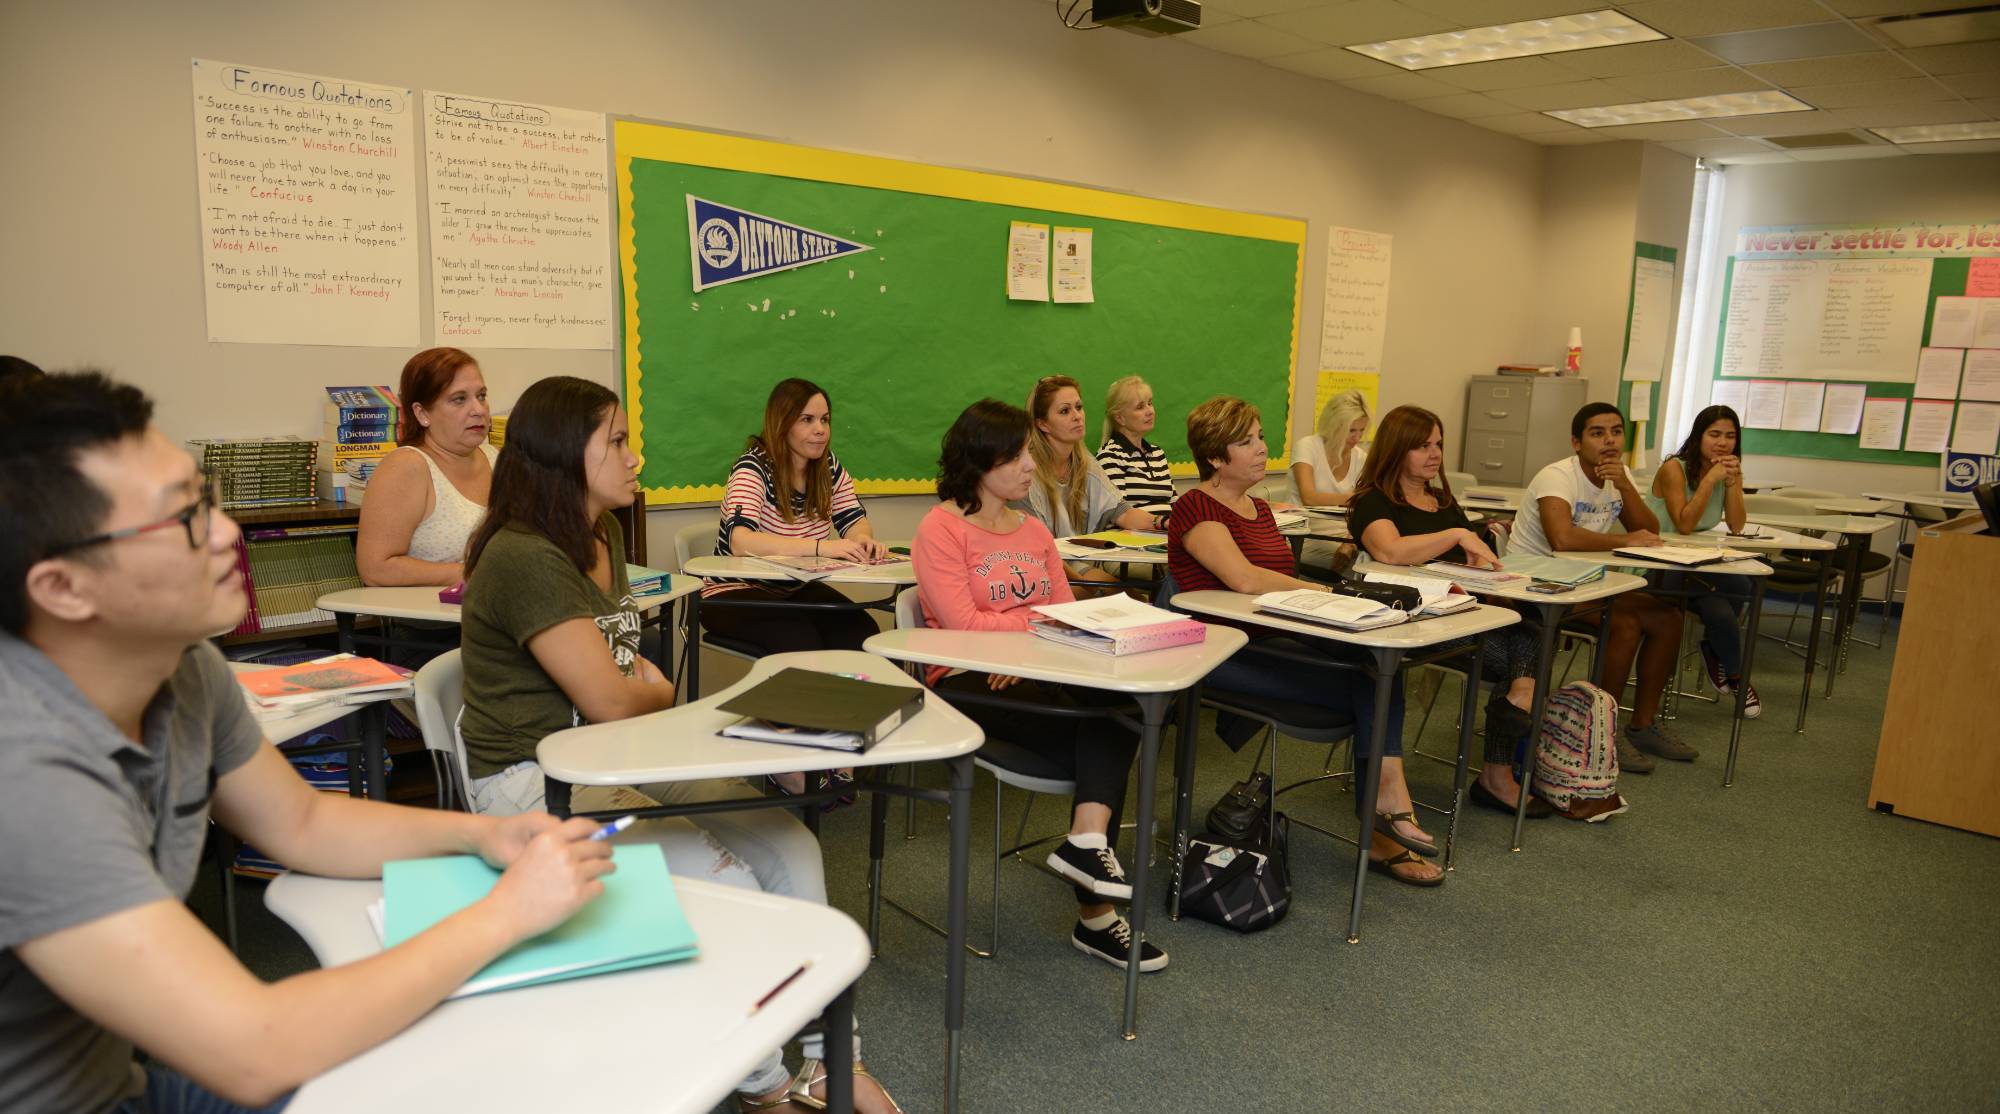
xmin=383 ymin=843 xmax=697 ymax=999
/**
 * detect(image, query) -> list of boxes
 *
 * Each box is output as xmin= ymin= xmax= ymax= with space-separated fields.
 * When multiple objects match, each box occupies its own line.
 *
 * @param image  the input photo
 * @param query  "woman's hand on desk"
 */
xmin=476 ymin=812 xmax=565 ymax=869
xmin=1456 ymin=529 xmax=1501 ymax=570
xmin=482 ymin=817 xmax=617 ymax=939
xmin=822 ymin=536 xmax=882 ymax=562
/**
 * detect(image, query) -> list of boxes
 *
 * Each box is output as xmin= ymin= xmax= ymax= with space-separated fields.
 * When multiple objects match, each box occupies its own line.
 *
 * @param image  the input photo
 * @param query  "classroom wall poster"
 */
xmin=1622 ymin=253 xmax=1675 ymax=382
xmin=191 ymin=58 xmax=421 ymax=346
xmin=1319 ymin=227 xmax=1392 ymax=374
xmin=1943 ymin=450 xmax=2000 ymax=493
xmin=424 ymin=90 xmax=613 ymax=349
xmin=1735 ymin=222 xmax=2000 ymax=259
xmin=1313 ymin=371 xmax=1379 ymax=430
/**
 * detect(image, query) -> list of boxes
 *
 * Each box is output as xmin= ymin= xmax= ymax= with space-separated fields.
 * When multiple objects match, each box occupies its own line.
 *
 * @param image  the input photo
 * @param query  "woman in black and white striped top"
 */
xmin=1094 ymin=375 xmax=1175 ymax=513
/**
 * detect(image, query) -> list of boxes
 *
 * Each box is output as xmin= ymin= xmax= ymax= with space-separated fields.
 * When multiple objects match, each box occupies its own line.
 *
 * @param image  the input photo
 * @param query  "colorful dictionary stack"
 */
xmin=487 ymin=413 xmax=508 ymax=448
xmin=321 ymin=385 xmax=400 ymax=505
xmin=240 ymin=527 xmax=363 ymax=632
xmin=193 ymin=437 xmax=319 ymax=510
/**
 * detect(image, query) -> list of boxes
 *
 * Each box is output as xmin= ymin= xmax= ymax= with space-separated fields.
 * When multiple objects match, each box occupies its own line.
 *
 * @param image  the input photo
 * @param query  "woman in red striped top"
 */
xmin=1166 ymin=397 xmax=1440 ymax=888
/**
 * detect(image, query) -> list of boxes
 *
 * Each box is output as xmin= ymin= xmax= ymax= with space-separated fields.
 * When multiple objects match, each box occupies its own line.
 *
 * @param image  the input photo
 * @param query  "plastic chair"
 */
xmin=413 ymin=649 xmax=472 ymax=811
xmin=673 ymin=523 xmax=766 ymax=695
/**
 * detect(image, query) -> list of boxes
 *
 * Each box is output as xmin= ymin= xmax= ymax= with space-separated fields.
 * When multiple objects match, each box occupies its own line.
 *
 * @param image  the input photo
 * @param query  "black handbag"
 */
xmin=1205 ymin=771 xmax=1272 ymax=844
xmin=1331 ymin=571 xmax=1420 ymax=612
xmin=1178 ymin=813 xmax=1291 ymax=933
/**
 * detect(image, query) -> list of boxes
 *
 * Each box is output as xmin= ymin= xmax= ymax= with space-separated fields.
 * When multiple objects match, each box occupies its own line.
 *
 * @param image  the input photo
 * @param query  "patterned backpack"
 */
xmin=1531 ymin=680 xmax=1627 ymax=820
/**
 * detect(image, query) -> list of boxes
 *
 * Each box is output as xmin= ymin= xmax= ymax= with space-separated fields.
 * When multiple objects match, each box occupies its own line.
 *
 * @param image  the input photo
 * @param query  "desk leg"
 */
xmin=361 ymin=701 xmax=387 ymax=802
xmin=867 ymin=786 xmax=889 ymax=956
xmin=685 ymin=592 xmax=703 ymax=701
xmin=1169 ymin=684 xmax=1201 ymax=921
xmin=1445 ymin=635 xmax=1484 ymax=872
xmin=824 ymin=986 xmax=855 ymax=1114
xmin=1512 ymin=615 xmax=1563 ymax=852
xmin=1347 ymin=655 xmax=1398 ymax=944
xmin=1723 ymin=577 xmax=1765 ymax=788
xmin=1800 ymin=550 xmax=1834 ymax=723
xmin=335 ymin=612 xmax=355 ymax=656
xmin=943 ymin=754 xmax=972 ymax=1114
xmin=544 ymin=776 xmax=571 ymax=820
xmin=1834 ymin=534 xmax=1867 ymax=681
xmin=1121 ymin=693 xmax=1168 ymax=1040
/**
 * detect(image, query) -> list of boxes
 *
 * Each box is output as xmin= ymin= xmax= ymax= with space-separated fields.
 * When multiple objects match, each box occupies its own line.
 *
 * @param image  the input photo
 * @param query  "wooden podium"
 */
xmin=1868 ymin=517 xmax=2000 ymax=837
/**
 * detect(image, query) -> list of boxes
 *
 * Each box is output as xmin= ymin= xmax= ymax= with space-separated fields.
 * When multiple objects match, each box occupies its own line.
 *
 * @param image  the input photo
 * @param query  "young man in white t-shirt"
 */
xmin=1510 ymin=402 xmax=1695 ymax=772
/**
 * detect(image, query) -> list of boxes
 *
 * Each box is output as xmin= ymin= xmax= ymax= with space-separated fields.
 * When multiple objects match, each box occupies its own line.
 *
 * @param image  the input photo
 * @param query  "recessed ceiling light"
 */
xmin=1870 ymin=7 xmax=2000 ymax=49
xmin=1548 ymin=90 xmax=1814 ymax=128
xmin=1870 ymin=120 xmax=2000 ymax=143
xmin=1345 ymin=10 xmax=1665 ymax=71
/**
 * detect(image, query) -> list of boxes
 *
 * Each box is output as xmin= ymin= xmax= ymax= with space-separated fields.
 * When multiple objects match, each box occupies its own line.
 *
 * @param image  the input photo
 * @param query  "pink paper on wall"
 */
xmin=1967 ymin=257 xmax=2000 ymax=298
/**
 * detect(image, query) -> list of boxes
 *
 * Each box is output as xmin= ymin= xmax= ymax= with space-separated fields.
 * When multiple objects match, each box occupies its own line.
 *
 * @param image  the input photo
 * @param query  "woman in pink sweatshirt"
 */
xmin=911 ymin=400 xmax=1164 ymax=975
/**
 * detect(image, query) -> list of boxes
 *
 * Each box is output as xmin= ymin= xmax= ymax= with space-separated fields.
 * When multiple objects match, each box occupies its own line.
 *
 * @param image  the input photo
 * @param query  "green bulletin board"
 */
xmin=614 ymin=121 xmax=1306 ymax=504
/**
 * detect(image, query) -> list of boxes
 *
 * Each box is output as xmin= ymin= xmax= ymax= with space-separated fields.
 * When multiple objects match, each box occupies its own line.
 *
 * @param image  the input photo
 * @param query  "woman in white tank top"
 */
xmin=356 ymin=348 xmax=496 ymax=585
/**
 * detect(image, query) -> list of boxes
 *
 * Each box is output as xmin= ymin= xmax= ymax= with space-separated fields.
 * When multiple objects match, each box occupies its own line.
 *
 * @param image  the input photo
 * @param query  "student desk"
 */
xmin=534 ymin=649 xmax=981 ymax=1113
xmin=1159 ymin=594 xmax=1517 ymax=924
xmin=860 ymin=625 xmax=1246 ymax=1044
xmin=1362 ymin=566 xmax=1648 ymax=849
xmin=679 ymin=556 xmax=916 ymax=698
xmin=231 ymin=661 xmax=411 ymax=800
xmin=320 ymin=579 xmax=696 ymax=675
xmin=1555 ymin=551 xmax=1774 ymax=787
xmin=1861 ymin=490 xmax=1977 ymax=511
xmin=267 ymin=873 xmax=868 ymax=1114
xmin=1738 ymin=513 xmax=1896 ymax=695
xmin=1462 ymin=486 xmax=1527 ymax=513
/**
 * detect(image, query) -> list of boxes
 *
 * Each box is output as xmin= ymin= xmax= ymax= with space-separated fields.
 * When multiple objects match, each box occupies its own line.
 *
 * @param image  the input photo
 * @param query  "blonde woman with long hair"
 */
xmin=1094 ymin=375 xmax=1174 ymax=513
xmin=1023 ymin=376 xmax=1161 ymax=585
xmin=1292 ymin=388 xmax=1370 ymax=507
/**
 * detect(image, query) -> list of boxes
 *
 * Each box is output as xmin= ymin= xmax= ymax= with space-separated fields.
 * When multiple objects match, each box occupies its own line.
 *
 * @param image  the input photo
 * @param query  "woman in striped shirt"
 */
xmin=1094 ymin=375 xmax=1175 ymax=512
xmin=1166 ymin=396 xmax=1440 ymax=888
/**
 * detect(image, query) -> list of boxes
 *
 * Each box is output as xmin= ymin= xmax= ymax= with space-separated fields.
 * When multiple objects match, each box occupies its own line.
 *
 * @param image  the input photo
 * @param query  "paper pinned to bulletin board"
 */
xmin=1314 ymin=371 xmax=1380 ymax=429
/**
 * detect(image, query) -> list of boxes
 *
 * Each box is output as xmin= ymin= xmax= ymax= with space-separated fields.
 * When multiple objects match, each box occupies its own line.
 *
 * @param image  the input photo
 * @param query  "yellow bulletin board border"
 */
xmin=614 ymin=120 xmax=1307 ymax=505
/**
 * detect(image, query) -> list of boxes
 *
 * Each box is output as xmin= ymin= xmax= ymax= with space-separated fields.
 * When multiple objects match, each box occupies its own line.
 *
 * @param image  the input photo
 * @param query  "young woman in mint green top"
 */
xmin=1649 ymin=405 xmax=1759 ymax=717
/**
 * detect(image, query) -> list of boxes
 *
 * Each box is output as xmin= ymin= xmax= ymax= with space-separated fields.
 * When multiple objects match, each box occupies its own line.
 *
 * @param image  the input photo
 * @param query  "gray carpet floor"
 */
xmin=198 ymin=610 xmax=2000 ymax=1112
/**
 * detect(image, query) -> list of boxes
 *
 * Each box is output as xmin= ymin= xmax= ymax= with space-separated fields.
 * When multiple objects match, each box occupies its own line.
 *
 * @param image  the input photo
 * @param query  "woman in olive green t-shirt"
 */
xmin=457 ymin=376 xmax=899 ymax=1113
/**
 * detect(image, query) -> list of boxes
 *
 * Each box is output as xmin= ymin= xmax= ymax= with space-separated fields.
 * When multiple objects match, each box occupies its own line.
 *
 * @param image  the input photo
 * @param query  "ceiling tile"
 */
xmin=1793 ymin=76 xmax=1956 ymax=108
xmin=1606 ymin=67 xmax=1775 ymax=101
xmin=1897 ymin=42 xmax=2000 ymax=77
xmin=1904 ymin=138 xmax=2000 ymax=155
xmin=1530 ymin=128 xmax=1621 ymax=144
xmin=1263 ymin=47 xmax=1408 ymax=80
xmin=1975 ymin=99 xmax=2000 ymax=118
xmin=1745 ymin=52 xmax=1923 ymax=87
xmin=1615 ymin=0 xmax=1835 ymax=38
xmin=1713 ymin=109 xmax=1856 ymax=136
xmin=1687 ymin=22 xmax=1881 ymax=64
xmin=1592 ymin=120 xmax=1738 ymax=140
xmin=1663 ymin=137 xmax=1784 ymax=158
xmin=1548 ymin=39 xmax=1725 ymax=78
xmin=1397 ymin=0 xmax=1604 ymax=21
xmin=1942 ymin=72 xmax=2000 ymax=99
xmin=1472 ymin=110 xmax=1583 ymax=134
xmin=1427 ymin=56 xmax=1583 ymax=91
xmin=1786 ymin=145 xmax=1909 ymax=161
xmin=1179 ymin=20 xmax=1325 ymax=59
xmin=1401 ymin=92 xmax=1521 ymax=118
xmin=1833 ymin=101 xmax=1994 ymax=127
xmin=1489 ymin=78 xmax=1631 ymax=110
xmin=1818 ymin=0 xmax=1961 ymax=14
xmin=1715 ymin=150 xmax=1802 ymax=162
xmin=1339 ymin=70 xmax=1464 ymax=98
xmin=1259 ymin=0 xmax=1462 ymax=46
xmin=1201 ymin=0 xmax=1327 ymax=14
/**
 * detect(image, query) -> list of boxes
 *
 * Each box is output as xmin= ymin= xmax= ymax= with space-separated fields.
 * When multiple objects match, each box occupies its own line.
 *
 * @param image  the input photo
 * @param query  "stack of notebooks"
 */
xmin=718 ymin=667 xmax=924 ymax=752
xmin=377 ymin=844 xmax=697 ymax=998
xmin=1493 ymin=555 xmax=1607 ymax=587
xmin=627 ymin=564 xmax=673 ymax=596
xmin=233 ymin=526 xmax=363 ymax=633
xmin=1611 ymin=544 xmax=1754 ymax=567
xmin=320 ymin=386 xmax=400 ymax=506
xmin=1061 ymin=529 xmax=1167 ymax=554
xmin=237 ymin=653 xmax=412 ymax=711
xmin=1028 ymin=593 xmax=1207 ymax=655
xmin=192 ymin=436 xmax=319 ymax=510
xmin=487 ymin=412 xmax=508 ymax=448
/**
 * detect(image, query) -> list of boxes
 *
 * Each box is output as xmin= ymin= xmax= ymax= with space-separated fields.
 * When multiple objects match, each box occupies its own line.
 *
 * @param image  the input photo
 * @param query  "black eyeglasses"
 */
xmin=42 ymin=471 xmax=223 ymax=559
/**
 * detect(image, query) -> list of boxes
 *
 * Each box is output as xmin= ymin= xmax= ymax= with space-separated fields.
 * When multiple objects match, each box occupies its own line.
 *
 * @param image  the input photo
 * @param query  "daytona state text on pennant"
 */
xmin=687 ymin=196 xmax=872 ymax=292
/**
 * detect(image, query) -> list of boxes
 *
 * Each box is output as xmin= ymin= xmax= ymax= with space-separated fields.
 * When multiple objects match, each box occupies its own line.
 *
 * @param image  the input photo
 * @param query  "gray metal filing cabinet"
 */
xmin=1460 ymin=375 xmax=1588 ymax=486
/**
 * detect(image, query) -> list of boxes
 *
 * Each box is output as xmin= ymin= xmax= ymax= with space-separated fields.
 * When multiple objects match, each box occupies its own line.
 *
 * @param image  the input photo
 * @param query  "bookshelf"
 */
xmin=220 ymin=499 xmax=369 ymax=646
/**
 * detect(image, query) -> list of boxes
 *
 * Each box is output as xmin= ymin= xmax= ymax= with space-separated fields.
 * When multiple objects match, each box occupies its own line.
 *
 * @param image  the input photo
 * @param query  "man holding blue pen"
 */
xmin=0 ymin=371 xmax=616 ymax=1114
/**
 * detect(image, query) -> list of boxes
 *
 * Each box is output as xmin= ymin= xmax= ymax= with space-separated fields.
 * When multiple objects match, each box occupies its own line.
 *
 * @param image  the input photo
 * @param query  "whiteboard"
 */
xmin=1718 ymin=258 xmax=1932 ymax=382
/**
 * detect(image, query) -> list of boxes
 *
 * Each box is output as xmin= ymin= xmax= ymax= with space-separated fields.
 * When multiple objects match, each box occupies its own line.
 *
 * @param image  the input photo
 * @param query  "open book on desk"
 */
xmin=380 ymin=844 xmax=696 ymax=999
xmin=1612 ymin=545 xmax=1755 ymax=566
xmin=748 ymin=553 xmax=908 ymax=582
xmin=1359 ymin=570 xmax=1476 ymax=616
xmin=1254 ymin=589 xmax=1406 ymax=631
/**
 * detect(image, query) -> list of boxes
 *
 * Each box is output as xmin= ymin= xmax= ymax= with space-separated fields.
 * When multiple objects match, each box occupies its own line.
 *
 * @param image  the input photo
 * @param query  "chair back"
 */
xmin=1743 ymin=494 xmax=1820 ymax=517
xmin=1445 ymin=470 xmax=1476 ymax=494
xmin=674 ymin=522 xmax=718 ymax=569
xmin=413 ymin=649 xmax=471 ymax=809
xmin=895 ymin=586 xmax=927 ymax=630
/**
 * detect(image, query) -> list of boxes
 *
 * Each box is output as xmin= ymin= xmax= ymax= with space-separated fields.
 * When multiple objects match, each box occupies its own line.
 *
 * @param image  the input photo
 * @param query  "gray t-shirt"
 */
xmin=1020 ymin=457 xmax=1134 ymax=537
xmin=0 ymin=634 xmax=265 ymax=1114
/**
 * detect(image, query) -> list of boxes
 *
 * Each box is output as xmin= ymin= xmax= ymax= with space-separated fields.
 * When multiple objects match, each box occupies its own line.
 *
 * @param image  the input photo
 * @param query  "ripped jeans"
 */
xmin=469 ymin=761 xmax=840 ymax=1094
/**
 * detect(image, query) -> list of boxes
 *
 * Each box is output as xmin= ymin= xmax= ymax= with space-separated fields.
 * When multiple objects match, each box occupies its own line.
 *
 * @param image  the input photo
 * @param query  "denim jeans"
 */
xmin=117 ymin=1067 xmax=290 ymax=1114
xmin=1203 ymin=636 xmax=1407 ymax=761
xmin=1660 ymin=571 xmax=1751 ymax=678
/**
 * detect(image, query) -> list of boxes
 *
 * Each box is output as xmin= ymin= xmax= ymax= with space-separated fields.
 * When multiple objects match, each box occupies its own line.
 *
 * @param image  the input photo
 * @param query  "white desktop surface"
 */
xmin=1741 ymin=512 xmax=1897 ymax=538
xmin=1057 ymin=539 xmax=1169 ymax=565
xmin=1862 ymin=490 xmax=1978 ymax=511
xmin=682 ymin=555 xmax=918 ymax=587
xmin=863 ymin=625 xmax=1248 ymax=694
xmin=1554 ymin=551 xmax=1773 ymax=577
xmin=269 ymin=873 xmax=867 ymax=1114
xmin=319 ymin=578 xmax=694 ymax=623
xmin=538 ymin=649 xmax=981 ymax=787
xmin=1657 ymin=526 xmax=1835 ymax=554
xmin=1363 ymin=562 xmax=1647 ymax=607
xmin=1167 ymin=591 xmax=1520 ymax=648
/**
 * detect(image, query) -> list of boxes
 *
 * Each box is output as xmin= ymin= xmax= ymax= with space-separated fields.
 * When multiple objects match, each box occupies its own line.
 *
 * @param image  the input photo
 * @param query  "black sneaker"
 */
xmin=1072 ymin=915 xmax=1168 ymax=972
xmin=1047 ymin=839 xmax=1132 ymax=901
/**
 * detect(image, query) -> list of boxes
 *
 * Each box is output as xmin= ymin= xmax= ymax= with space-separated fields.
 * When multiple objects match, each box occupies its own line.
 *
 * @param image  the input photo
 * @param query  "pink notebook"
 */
xmin=1029 ymin=617 xmax=1207 ymax=656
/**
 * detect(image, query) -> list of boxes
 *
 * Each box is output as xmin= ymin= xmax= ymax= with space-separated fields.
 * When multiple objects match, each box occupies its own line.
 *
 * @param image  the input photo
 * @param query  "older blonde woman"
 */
xmin=1095 ymin=374 xmax=1174 ymax=514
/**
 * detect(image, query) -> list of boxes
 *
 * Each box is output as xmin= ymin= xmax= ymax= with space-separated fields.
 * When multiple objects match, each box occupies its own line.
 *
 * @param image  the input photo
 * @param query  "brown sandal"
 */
xmin=773 ymin=1058 xmax=904 ymax=1114
xmin=1368 ymin=848 xmax=1445 ymax=888
xmin=1372 ymin=810 xmax=1439 ymax=858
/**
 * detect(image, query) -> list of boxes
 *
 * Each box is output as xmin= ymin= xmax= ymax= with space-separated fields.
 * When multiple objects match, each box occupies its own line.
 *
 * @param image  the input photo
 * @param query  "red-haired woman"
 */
xmin=356 ymin=347 xmax=494 ymax=586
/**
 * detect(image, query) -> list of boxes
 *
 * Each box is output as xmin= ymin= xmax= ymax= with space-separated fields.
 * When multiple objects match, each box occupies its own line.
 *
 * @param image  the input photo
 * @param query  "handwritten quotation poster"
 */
xmin=1622 ymin=255 xmax=1675 ymax=381
xmin=1719 ymin=258 xmax=1932 ymax=381
xmin=1320 ymin=227 xmax=1393 ymax=374
xmin=191 ymin=59 xmax=420 ymax=346
xmin=424 ymin=91 xmax=612 ymax=349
